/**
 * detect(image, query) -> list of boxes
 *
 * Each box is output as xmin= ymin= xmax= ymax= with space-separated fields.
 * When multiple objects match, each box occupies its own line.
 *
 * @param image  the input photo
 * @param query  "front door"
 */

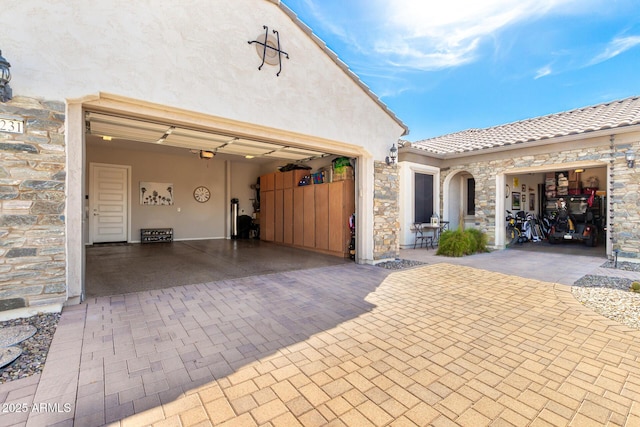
xmin=90 ymin=163 xmax=129 ymax=243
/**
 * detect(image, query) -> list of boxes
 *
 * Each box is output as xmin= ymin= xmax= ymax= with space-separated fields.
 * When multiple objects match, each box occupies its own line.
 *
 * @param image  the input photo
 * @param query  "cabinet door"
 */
xmin=293 ymin=187 xmax=305 ymax=246
xmin=261 ymin=191 xmax=275 ymax=241
xmin=275 ymin=189 xmax=284 ymax=242
xmin=315 ymin=184 xmax=329 ymax=250
xmin=275 ymin=172 xmax=284 ymax=190
xmin=303 ymin=186 xmax=315 ymax=248
xmin=328 ymin=182 xmax=345 ymax=253
xmin=283 ymin=188 xmax=293 ymax=244
xmin=331 ymin=181 xmax=355 ymax=255
xmin=261 ymin=173 xmax=275 ymax=191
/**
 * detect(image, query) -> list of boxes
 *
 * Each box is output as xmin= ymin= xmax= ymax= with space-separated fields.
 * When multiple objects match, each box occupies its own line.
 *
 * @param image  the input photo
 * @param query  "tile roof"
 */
xmin=409 ymin=96 xmax=640 ymax=155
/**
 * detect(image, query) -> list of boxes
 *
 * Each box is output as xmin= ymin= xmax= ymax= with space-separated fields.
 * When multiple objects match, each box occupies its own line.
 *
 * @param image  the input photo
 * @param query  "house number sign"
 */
xmin=0 ymin=115 xmax=24 ymax=134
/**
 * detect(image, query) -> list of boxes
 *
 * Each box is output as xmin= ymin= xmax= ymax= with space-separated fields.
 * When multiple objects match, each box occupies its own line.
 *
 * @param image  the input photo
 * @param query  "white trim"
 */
xmin=66 ymin=102 xmax=84 ymax=303
xmin=399 ymin=161 xmax=440 ymax=248
xmin=357 ymin=156 xmax=375 ymax=264
xmin=64 ymin=93 xmax=376 ymax=305
xmin=88 ymin=162 xmax=132 ymax=244
xmin=495 ymin=174 xmax=507 ymax=248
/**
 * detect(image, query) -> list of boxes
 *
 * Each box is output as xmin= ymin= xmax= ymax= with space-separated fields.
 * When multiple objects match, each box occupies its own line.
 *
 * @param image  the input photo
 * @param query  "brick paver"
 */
xmin=2 ymin=259 xmax=640 ymax=426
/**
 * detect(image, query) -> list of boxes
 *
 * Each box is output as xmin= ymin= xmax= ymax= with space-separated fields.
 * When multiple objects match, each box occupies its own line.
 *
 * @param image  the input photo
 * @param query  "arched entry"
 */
xmin=443 ymin=170 xmax=476 ymax=231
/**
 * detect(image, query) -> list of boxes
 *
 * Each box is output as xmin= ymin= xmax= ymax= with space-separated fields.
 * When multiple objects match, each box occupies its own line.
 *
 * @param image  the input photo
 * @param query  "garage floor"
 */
xmin=85 ymin=239 xmax=351 ymax=299
xmin=507 ymin=238 xmax=607 ymax=256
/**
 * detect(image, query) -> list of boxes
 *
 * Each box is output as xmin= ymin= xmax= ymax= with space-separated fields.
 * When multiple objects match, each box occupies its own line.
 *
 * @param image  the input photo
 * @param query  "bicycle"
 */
xmin=506 ymin=210 xmax=521 ymax=247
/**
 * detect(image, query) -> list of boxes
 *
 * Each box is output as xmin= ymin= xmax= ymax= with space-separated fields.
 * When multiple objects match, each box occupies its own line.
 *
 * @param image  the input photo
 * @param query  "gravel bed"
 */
xmin=376 ymin=259 xmax=427 ymax=270
xmin=0 ymin=312 xmax=60 ymax=384
xmin=600 ymin=260 xmax=640 ymax=272
xmin=572 ymin=275 xmax=640 ymax=330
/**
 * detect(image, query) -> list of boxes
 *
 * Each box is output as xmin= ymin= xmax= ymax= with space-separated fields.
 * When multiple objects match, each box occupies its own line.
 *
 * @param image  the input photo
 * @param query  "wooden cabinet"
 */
xmin=262 ymin=173 xmax=275 ymax=191
xmin=293 ymin=187 xmax=305 ymax=246
xmin=328 ymin=181 xmax=355 ymax=254
xmin=260 ymin=171 xmax=354 ymax=258
xmin=260 ymin=189 xmax=274 ymax=241
xmin=274 ymin=189 xmax=284 ymax=242
xmin=314 ymin=184 xmax=329 ymax=250
xmin=283 ymin=188 xmax=294 ymax=244
xmin=303 ymin=185 xmax=315 ymax=248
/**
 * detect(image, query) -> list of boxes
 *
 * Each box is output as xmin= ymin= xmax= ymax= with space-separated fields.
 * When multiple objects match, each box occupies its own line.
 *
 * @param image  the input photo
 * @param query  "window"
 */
xmin=466 ymin=178 xmax=475 ymax=216
xmin=415 ymin=173 xmax=434 ymax=223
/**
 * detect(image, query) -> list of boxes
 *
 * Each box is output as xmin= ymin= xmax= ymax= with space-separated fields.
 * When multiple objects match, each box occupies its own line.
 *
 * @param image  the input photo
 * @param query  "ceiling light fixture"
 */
xmin=199 ymin=150 xmax=215 ymax=159
xmin=102 ymin=136 xmax=112 ymax=141
xmin=156 ymin=126 xmax=175 ymax=144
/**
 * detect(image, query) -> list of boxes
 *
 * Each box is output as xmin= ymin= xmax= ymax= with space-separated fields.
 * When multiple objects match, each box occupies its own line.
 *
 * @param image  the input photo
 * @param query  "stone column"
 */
xmin=0 ymin=96 xmax=67 ymax=314
xmin=373 ymin=161 xmax=399 ymax=260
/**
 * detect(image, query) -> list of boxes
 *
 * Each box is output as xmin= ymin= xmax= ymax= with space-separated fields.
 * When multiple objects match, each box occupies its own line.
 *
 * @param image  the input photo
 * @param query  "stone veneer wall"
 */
xmin=373 ymin=160 xmax=400 ymax=260
xmin=439 ymin=140 xmax=640 ymax=258
xmin=0 ymin=96 xmax=67 ymax=312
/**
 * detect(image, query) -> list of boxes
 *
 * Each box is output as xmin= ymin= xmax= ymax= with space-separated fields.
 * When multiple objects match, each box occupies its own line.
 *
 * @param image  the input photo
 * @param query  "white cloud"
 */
xmin=589 ymin=35 xmax=640 ymax=65
xmin=535 ymin=65 xmax=553 ymax=79
xmin=371 ymin=0 xmax=579 ymax=70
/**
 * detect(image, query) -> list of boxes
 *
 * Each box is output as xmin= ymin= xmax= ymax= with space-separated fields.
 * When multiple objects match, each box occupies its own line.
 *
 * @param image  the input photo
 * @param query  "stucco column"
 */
xmin=356 ymin=156 xmax=375 ymax=264
xmin=66 ymin=101 xmax=84 ymax=304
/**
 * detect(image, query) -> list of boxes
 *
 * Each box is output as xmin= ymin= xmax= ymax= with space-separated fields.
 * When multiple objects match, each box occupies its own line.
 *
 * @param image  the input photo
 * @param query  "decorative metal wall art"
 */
xmin=249 ymin=26 xmax=289 ymax=76
xmin=140 ymin=182 xmax=174 ymax=206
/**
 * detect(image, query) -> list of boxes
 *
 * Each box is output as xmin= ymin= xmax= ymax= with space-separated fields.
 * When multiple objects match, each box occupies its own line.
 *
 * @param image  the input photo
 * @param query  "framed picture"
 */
xmin=522 ymin=194 xmax=526 ymax=205
xmin=512 ymin=192 xmax=521 ymax=210
xmin=140 ymin=181 xmax=174 ymax=205
xmin=529 ymin=193 xmax=535 ymax=211
xmin=521 ymin=184 xmax=526 ymax=193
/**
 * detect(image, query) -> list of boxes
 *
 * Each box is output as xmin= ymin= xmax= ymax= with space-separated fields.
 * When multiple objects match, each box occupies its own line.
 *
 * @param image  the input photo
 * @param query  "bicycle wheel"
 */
xmin=506 ymin=226 xmax=520 ymax=247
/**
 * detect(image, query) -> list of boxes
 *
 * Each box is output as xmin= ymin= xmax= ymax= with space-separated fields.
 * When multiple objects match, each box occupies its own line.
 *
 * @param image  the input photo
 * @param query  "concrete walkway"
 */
xmin=2 ymin=250 xmax=640 ymax=426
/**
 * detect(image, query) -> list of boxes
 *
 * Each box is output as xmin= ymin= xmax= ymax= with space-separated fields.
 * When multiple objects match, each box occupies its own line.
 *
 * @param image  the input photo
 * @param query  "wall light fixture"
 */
xmin=385 ymin=143 xmax=398 ymax=165
xmin=0 ymin=50 xmax=12 ymax=103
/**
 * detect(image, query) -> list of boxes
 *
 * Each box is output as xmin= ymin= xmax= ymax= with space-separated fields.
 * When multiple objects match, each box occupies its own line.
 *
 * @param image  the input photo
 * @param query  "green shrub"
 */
xmin=437 ymin=228 xmax=473 ymax=257
xmin=437 ymin=227 xmax=489 ymax=257
xmin=631 ymin=281 xmax=640 ymax=293
xmin=466 ymin=228 xmax=489 ymax=253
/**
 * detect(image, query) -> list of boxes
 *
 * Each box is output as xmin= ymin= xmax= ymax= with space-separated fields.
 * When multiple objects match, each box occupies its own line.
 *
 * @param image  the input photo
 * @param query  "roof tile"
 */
xmin=410 ymin=96 xmax=640 ymax=154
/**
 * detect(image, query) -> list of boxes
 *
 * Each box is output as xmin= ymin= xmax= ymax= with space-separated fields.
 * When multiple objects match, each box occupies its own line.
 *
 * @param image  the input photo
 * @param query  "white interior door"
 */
xmin=90 ymin=163 xmax=129 ymax=243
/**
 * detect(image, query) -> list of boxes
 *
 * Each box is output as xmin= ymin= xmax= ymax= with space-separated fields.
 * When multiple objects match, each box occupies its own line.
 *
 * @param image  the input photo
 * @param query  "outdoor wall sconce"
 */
xmin=0 ymin=50 xmax=12 ymax=103
xmin=385 ymin=143 xmax=398 ymax=165
xmin=625 ymin=149 xmax=635 ymax=168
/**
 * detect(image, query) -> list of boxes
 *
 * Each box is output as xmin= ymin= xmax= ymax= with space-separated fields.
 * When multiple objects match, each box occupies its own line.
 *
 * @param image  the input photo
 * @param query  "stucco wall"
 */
xmin=86 ymin=143 xmax=239 ymax=241
xmin=5 ymin=0 xmax=404 ymax=160
xmin=0 ymin=97 xmax=67 ymax=312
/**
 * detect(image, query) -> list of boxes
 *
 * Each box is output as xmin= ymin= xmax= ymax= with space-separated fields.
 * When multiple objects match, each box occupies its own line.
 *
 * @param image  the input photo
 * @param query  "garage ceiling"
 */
xmin=85 ymin=112 xmax=332 ymax=162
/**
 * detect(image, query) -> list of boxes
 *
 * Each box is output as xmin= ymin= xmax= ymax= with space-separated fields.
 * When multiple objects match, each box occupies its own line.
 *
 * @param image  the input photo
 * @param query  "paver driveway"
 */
xmin=3 ymin=262 xmax=640 ymax=426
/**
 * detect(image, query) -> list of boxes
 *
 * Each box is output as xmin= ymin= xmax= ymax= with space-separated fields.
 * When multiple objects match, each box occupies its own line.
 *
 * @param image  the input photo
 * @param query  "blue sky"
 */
xmin=281 ymin=0 xmax=640 ymax=141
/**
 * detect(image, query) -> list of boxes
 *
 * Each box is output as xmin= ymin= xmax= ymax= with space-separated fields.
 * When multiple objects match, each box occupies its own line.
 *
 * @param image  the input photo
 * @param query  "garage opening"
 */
xmin=505 ymin=166 xmax=607 ymax=256
xmin=83 ymin=111 xmax=358 ymax=298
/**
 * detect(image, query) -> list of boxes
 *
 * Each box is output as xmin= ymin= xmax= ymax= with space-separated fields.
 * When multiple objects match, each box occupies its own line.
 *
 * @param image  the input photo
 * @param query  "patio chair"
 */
xmin=411 ymin=223 xmax=434 ymax=249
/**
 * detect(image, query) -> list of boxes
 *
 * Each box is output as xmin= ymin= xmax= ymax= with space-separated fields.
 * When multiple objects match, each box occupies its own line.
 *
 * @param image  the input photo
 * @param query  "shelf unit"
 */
xmin=141 ymin=228 xmax=173 ymax=243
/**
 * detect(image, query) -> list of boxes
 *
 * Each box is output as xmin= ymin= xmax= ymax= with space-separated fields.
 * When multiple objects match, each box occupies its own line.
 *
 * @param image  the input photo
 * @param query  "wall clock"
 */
xmin=193 ymin=186 xmax=210 ymax=203
xmin=506 ymin=184 xmax=511 ymax=199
